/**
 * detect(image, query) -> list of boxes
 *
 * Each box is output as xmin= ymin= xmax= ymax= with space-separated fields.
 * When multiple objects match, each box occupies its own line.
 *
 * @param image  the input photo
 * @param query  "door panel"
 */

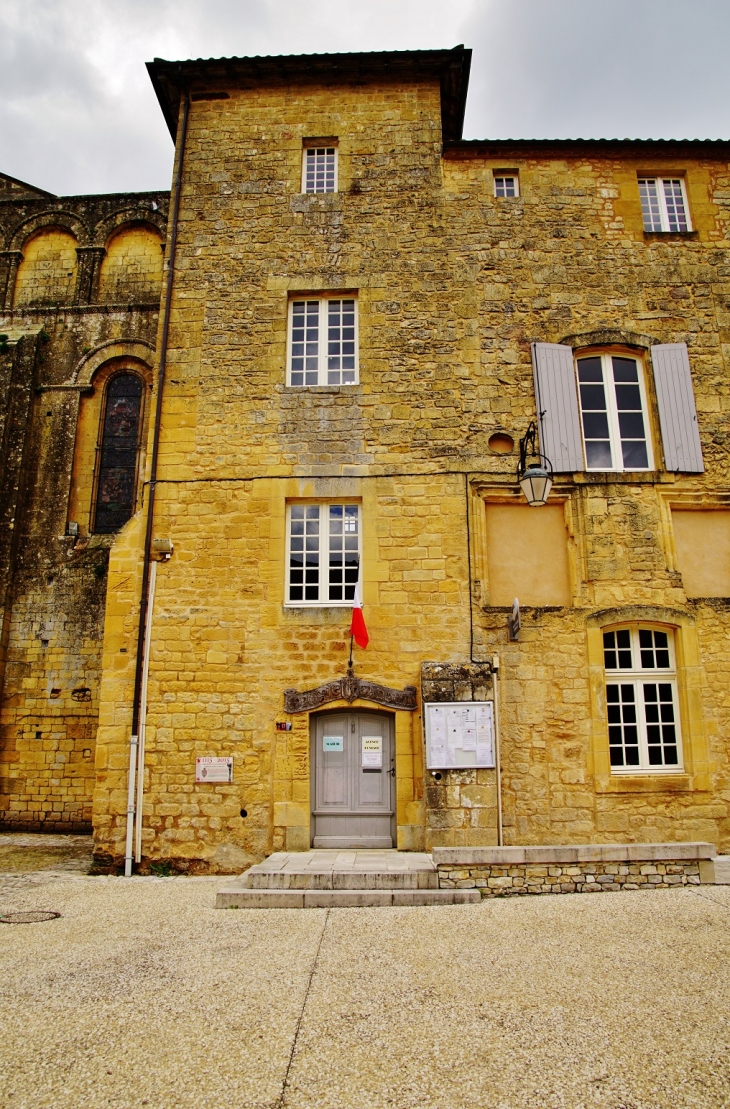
xmin=312 ymin=711 xmax=394 ymax=848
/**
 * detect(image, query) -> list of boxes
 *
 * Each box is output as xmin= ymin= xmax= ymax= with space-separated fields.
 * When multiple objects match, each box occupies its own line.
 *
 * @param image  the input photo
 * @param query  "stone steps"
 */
xmin=216 ymin=887 xmax=480 ymax=908
xmin=215 ymin=849 xmax=480 ymax=908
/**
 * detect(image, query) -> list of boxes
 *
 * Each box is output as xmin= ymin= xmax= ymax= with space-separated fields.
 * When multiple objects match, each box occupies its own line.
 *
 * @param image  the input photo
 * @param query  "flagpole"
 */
xmin=348 ymin=631 xmax=354 ymax=671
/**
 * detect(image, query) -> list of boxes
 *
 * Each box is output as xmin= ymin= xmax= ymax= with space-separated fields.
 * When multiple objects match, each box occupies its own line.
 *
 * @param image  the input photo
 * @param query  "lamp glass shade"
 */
xmin=519 ymin=463 xmax=553 ymax=506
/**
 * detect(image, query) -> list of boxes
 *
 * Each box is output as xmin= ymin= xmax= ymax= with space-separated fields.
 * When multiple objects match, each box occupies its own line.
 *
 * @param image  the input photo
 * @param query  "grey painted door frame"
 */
xmin=310 ymin=708 xmax=396 ymax=848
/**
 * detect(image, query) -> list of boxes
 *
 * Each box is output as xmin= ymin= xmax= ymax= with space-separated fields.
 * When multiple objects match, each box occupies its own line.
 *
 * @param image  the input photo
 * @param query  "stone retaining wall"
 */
xmin=433 ymin=843 xmax=714 ymax=897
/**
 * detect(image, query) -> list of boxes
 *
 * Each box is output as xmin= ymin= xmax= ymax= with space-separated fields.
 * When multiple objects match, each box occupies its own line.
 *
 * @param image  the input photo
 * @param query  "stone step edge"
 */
xmin=216 ymin=888 xmax=481 ymax=908
xmin=244 ymin=874 xmax=439 ymax=890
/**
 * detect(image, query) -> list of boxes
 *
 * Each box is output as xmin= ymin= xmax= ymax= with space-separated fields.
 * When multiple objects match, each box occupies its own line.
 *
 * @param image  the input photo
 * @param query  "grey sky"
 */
xmin=1 ymin=0 xmax=728 ymax=197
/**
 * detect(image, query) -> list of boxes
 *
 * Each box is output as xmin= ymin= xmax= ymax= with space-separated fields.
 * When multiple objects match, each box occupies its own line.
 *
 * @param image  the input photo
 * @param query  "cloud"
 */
xmin=0 ymin=0 xmax=727 ymax=195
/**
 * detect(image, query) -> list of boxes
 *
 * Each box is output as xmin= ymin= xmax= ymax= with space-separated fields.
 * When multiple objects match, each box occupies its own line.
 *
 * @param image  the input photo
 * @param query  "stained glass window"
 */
xmin=93 ymin=373 xmax=143 ymax=533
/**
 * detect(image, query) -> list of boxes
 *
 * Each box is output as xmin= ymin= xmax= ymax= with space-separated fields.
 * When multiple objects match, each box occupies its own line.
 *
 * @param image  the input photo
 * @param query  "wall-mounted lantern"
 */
xmin=517 ymin=422 xmax=553 ymax=507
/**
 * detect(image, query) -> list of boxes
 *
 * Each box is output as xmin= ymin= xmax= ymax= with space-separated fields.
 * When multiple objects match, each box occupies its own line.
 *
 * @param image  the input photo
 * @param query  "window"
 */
xmin=288 ymin=296 xmax=358 ymax=386
xmin=494 ymin=174 xmax=519 ymax=198
xmin=92 ymin=372 xmax=144 ymax=533
xmin=603 ymin=626 xmax=682 ymax=772
xmin=303 ymin=146 xmax=337 ymax=193
xmin=638 ymin=177 xmax=691 ymax=232
xmin=286 ymin=504 xmax=360 ymax=605
xmin=576 ymin=353 xmax=652 ymax=471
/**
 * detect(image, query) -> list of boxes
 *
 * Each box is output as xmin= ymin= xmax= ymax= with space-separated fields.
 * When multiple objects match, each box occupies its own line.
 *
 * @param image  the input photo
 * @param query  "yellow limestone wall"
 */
xmin=93 ymin=75 xmax=730 ymax=867
xmin=98 ymin=226 xmax=163 ymax=304
xmin=14 ymin=229 xmax=78 ymax=306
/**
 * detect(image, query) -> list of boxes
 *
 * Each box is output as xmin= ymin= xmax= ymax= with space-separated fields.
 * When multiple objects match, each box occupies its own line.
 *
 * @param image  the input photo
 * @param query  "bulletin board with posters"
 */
xmin=424 ymin=702 xmax=495 ymax=770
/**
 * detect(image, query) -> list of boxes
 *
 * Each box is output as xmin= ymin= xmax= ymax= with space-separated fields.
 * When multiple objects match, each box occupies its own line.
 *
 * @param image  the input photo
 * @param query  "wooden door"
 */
xmin=311 ymin=710 xmax=394 ymax=848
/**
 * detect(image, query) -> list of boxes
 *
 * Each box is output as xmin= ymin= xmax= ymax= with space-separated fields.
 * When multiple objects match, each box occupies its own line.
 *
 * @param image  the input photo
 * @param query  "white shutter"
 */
xmin=651 ymin=343 xmax=704 ymax=473
xmin=531 ymin=342 xmax=583 ymax=473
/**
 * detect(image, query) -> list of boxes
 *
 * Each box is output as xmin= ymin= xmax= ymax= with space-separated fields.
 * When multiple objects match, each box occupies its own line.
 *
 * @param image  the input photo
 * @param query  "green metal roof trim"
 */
xmin=146 ymin=46 xmax=471 ymax=143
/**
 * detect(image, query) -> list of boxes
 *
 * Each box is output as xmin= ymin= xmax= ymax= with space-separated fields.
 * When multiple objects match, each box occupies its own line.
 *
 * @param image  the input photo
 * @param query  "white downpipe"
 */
xmin=492 ymin=654 xmax=503 ymax=847
xmin=134 ymin=559 xmax=157 ymax=864
xmin=123 ymin=734 xmax=138 ymax=878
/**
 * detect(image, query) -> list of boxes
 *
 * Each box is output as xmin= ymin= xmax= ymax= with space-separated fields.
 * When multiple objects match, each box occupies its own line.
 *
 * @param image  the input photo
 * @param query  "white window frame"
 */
xmin=494 ymin=174 xmax=519 ymax=198
xmin=575 ymin=351 xmax=654 ymax=472
xmin=638 ymin=176 xmax=692 ymax=232
xmin=603 ymin=624 xmax=684 ymax=774
xmin=285 ymin=502 xmax=361 ymax=607
xmin=302 ymin=146 xmax=338 ymax=194
xmin=287 ymin=295 xmax=359 ymax=387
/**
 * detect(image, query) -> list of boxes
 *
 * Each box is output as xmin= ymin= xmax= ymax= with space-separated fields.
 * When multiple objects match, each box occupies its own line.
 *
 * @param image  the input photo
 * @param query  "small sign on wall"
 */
xmin=195 ymin=756 xmax=233 ymax=782
xmin=362 ymin=735 xmax=383 ymax=769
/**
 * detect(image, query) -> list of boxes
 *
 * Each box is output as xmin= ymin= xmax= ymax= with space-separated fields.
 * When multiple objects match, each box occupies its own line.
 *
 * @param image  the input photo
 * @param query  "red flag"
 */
xmin=350 ymin=581 xmax=369 ymax=649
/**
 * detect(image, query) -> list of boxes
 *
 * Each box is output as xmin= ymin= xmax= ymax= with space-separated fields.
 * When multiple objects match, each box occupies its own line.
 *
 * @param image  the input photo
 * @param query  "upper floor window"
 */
xmin=92 ymin=372 xmax=144 ymax=533
xmin=494 ymin=174 xmax=519 ymax=198
xmin=287 ymin=503 xmax=360 ymax=605
xmin=603 ymin=625 xmax=682 ymax=772
xmin=303 ymin=145 xmax=337 ymax=193
xmin=288 ymin=296 xmax=358 ymax=386
xmin=576 ymin=353 xmax=652 ymax=471
xmin=639 ymin=177 xmax=691 ymax=232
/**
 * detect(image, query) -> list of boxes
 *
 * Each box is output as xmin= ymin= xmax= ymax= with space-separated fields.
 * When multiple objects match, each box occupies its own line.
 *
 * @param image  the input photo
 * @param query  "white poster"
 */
xmin=195 ymin=756 xmax=233 ymax=782
xmin=424 ymin=702 xmax=495 ymax=769
xmin=361 ymin=735 xmax=383 ymax=768
xmin=323 ymin=736 xmax=344 ymax=752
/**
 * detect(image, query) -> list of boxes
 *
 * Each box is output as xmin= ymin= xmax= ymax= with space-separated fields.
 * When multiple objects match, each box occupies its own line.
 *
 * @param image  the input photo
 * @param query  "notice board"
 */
xmin=424 ymin=702 xmax=495 ymax=769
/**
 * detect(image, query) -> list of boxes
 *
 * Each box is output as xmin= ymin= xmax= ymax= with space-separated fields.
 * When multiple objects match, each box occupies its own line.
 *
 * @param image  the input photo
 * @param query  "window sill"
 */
xmin=596 ymin=774 xmax=698 ymax=794
xmin=643 ymin=230 xmax=698 ymax=242
xmin=283 ymin=384 xmax=361 ymax=393
xmin=573 ymin=471 xmax=660 ymax=484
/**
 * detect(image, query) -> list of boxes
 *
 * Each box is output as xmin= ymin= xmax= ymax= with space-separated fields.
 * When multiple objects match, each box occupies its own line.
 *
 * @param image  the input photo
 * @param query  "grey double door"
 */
xmin=311 ymin=711 xmax=395 ymax=848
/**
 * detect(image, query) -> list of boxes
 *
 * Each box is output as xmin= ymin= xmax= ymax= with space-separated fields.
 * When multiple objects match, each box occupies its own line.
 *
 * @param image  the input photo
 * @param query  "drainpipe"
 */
xmin=134 ymin=559 xmax=157 ymax=863
xmin=492 ymin=654 xmax=503 ymax=847
xmin=124 ymin=87 xmax=190 ymax=877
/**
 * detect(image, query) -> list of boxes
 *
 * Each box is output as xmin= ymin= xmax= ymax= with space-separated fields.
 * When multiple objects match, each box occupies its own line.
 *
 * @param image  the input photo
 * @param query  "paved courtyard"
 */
xmin=0 ymin=837 xmax=729 ymax=1108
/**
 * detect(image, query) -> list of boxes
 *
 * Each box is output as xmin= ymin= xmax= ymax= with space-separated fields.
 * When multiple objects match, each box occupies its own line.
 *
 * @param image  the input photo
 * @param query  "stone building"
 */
xmin=2 ymin=46 xmax=730 ymax=871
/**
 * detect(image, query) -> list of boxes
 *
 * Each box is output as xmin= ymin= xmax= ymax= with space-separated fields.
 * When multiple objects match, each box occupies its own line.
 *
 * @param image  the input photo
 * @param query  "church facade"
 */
xmin=2 ymin=47 xmax=730 ymax=872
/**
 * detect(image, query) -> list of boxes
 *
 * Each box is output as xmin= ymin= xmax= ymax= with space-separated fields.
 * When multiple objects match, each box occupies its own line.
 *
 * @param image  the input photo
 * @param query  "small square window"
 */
xmin=286 ymin=503 xmax=360 ymax=605
xmin=494 ymin=174 xmax=519 ymax=198
xmin=638 ymin=177 xmax=691 ymax=232
xmin=303 ymin=146 xmax=337 ymax=193
xmin=288 ymin=296 xmax=358 ymax=387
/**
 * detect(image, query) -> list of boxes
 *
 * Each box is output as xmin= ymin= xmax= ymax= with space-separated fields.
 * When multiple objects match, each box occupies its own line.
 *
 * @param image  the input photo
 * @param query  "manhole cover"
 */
xmin=0 ymin=910 xmax=61 ymax=924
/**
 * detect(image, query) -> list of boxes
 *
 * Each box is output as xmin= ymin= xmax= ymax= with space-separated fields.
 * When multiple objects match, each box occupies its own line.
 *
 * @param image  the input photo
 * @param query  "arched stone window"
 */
xmin=92 ymin=373 xmax=145 ymax=533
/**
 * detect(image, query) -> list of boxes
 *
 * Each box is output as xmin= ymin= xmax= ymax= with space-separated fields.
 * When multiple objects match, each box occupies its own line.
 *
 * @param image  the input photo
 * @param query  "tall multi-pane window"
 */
xmin=576 ymin=353 xmax=652 ymax=471
xmin=287 ymin=504 xmax=360 ymax=605
xmin=288 ymin=296 xmax=358 ymax=386
xmin=638 ymin=177 xmax=691 ymax=232
xmin=303 ymin=146 xmax=337 ymax=193
xmin=93 ymin=372 xmax=144 ymax=533
xmin=604 ymin=626 xmax=682 ymax=772
xmin=494 ymin=174 xmax=519 ymax=197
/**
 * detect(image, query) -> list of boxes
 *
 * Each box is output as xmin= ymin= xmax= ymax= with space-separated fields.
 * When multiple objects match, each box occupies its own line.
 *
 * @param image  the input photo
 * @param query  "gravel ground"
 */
xmin=0 ymin=870 xmax=729 ymax=1109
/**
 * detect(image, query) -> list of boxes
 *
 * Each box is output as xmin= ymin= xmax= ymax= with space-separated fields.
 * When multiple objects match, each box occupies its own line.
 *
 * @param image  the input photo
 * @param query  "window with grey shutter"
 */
xmin=651 ymin=344 xmax=704 ymax=473
xmin=531 ymin=343 xmax=583 ymax=472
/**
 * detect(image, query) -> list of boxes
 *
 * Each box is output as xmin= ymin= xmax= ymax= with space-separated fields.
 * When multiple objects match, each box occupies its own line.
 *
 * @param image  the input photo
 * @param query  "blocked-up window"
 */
xmin=639 ymin=177 xmax=691 ymax=232
xmin=303 ymin=146 xmax=337 ymax=193
xmin=576 ymin=353 xmax=652 ymax=471
xmin=603 ymin=625 xmax=683 ymax=772
xmin=287 ymin=503 xmax=360 ymax=605
xmin=288 ymin=296 xmax=358 ymax=386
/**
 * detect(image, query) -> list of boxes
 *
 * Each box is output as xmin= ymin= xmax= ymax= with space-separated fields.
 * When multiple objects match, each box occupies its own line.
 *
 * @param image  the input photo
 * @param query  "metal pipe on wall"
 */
xmin=492 ymin=654 xmax=503 ymax=847
xmin=134 ymin=559 xmax=157 ymax=863
xmin=124 ymin=87 xmax=190 ymax=878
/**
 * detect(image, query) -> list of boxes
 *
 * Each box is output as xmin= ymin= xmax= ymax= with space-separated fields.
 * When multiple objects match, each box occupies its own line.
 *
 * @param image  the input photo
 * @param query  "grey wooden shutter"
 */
xmin=651 ymin=343 xmax=704 ymax=473
xmin=531 ymin=342 xmax=583 ymax=472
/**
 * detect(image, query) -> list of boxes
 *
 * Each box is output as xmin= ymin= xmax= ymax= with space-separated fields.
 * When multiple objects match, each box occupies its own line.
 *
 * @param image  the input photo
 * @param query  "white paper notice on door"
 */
xmin=361 ymin=735 xmax=383 ymax=768
xmin=323 ymin=736 xmax=344 ymax=752
xmin=424 ymin=702 xmax=495 ymax=769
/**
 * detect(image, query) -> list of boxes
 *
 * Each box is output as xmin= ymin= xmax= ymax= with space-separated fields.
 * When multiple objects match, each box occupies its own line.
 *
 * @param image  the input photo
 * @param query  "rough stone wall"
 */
xmin=0 ymin=182 xmax=169 ymax=831
xmin=437 ymin=859 xmax=702 ymax=896
xmin=92 ymin=76 xmax=730 ymax=868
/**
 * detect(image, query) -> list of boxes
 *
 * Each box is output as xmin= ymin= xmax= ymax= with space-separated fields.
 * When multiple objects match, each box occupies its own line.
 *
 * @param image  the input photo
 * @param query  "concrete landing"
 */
xmin=216 ymin=850 xmax=481 ymax=908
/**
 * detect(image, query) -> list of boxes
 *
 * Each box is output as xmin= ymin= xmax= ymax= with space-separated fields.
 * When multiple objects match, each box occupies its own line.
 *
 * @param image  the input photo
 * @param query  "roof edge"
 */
xmin=147 ymin=46 xmax=472 ymax=143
